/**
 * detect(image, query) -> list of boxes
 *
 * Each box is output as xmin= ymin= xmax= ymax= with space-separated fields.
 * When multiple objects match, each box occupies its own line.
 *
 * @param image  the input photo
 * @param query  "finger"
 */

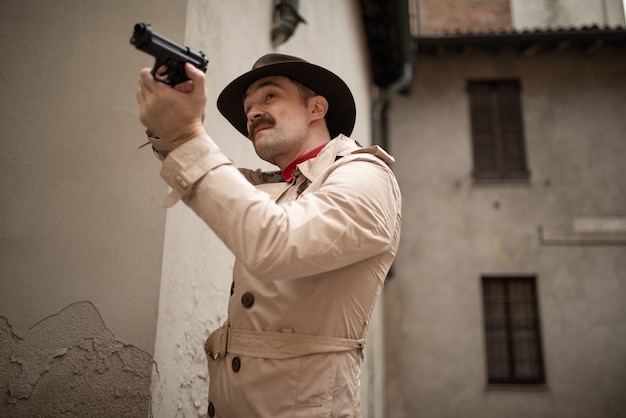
xmin=136 ymin=76 xmax=150 ymax=106
xmin=136 ymin=88 xmax=143 ymax=105
xmin=174 ymin=80 xmax=194 ymax=93
xmin=156 ymin=65 xmax=168 ymax=76
xmin=138 ymin=68 xmax=155 ymax=93
xmin=136 ymin=84 xmax=149 ymax=107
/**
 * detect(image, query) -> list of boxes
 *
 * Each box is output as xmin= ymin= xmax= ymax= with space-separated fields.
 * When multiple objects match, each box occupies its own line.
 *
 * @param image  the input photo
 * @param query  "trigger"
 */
xmin=154 ymin=64 xmax=170 ymax=82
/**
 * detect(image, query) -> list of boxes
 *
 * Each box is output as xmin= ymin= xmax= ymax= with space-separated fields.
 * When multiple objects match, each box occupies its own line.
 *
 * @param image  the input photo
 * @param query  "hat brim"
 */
xmin=217 ymin=60 xmax=356 ymax=139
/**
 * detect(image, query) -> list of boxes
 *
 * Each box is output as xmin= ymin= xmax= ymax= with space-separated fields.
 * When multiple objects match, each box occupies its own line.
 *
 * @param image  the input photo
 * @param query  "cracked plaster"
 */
xmin=0 ymin=301 xmax=153 ymax=417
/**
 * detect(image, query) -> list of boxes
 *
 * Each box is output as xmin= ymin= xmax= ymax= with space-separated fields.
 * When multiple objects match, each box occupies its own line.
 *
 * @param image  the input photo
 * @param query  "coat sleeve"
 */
xmin=160 ymin=134 xmax=401 ymax=281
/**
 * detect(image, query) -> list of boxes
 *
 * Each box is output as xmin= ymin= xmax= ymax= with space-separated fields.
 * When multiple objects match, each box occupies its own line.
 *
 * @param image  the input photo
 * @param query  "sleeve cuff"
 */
xmin=159 ymin=135 xmax=232 ymax=208
xmin=138 ymin=129 xmax=174 ymax=161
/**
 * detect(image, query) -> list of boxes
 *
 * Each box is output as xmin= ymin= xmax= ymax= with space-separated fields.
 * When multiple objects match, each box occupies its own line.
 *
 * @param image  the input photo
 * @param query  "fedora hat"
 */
xmin=217 ymin=54 xmax=356 ymax=139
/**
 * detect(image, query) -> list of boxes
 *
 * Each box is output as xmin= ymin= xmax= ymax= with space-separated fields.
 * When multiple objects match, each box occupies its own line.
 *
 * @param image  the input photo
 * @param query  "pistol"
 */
xmin=130 ymin=22 xmax=208 ymax=86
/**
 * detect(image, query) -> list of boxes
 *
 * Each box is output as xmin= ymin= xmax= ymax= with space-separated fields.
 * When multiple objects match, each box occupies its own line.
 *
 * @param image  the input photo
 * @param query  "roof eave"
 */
xmin=414 ymin=26 xmax=626 ymax=55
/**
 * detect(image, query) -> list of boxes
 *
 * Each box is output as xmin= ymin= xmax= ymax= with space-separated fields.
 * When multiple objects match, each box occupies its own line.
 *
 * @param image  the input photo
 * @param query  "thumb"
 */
xmin=184 ymin=63 xmax=206 ymax=90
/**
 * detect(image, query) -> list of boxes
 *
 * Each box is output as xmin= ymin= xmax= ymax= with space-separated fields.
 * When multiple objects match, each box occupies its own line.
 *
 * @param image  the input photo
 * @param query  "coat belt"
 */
xmin=204 ymin=321 xmax=365 ymax=360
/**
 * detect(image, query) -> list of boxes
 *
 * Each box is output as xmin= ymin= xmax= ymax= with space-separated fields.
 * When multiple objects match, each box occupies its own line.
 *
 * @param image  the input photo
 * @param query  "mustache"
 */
xmin=248 ymin=115 xmax=276 ymax=140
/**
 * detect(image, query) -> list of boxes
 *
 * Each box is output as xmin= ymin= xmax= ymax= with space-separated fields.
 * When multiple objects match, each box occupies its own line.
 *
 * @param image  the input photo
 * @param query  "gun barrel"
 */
xmin=130 ymin=23 xmax=208 ymax=72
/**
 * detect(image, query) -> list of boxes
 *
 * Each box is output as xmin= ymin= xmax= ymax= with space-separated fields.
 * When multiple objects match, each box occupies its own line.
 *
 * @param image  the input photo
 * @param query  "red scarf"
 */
xmin=281 ymin=142 xmax=329 ymax=182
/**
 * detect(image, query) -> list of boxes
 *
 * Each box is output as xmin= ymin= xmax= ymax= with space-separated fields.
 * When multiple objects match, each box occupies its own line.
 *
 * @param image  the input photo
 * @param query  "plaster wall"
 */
xmin=385 ymin=49 xmax=626 ymax=418
xmin=149 ymin=1 xmax=379 ymax=417
xmin=0 ymin=0 xmax=175 ymax=355
xmin=0 ymin=0 xmax=181 ymax=414
xmin=511 ymin=0 xmax=626 ymax=29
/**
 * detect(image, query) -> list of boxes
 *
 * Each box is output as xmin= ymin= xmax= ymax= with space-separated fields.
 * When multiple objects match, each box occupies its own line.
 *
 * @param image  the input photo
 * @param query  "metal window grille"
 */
xmin=482 ymin=276 xmax=546 ymax=384
xmin=468 ymin=80 xmax=530 ymax=181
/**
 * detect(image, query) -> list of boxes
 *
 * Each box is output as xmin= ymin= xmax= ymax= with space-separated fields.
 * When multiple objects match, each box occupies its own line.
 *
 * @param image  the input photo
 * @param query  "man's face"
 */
xmin=243 ymin=76 xmax=311 ymax=166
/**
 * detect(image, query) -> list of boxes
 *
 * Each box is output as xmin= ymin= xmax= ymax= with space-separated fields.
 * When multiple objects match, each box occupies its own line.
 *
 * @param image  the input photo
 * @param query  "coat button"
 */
xmin=208 ymin=401 xmax=215 ymax=417
xmin=241 ymin=292 xmax=254 ymax=308
xmin=230 ymin=281 xmax=235 ymax=296
xmin=232 ymin=356 xmax=241 ymax=373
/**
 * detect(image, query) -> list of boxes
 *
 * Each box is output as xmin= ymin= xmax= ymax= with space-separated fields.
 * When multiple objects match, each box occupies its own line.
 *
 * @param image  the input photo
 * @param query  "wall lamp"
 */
xmin=272 ymin=0 xmax=307 ymax=47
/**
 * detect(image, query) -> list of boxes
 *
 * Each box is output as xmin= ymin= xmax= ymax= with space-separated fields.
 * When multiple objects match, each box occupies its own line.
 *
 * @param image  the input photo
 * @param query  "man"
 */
xmin=137 ymin=54 xmax=401 ymax=417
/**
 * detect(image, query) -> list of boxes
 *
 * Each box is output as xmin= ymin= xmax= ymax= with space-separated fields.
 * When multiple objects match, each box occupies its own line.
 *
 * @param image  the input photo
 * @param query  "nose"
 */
xmin=247 ymin=104 xmax=263 ymax=121
xmin=248 ymin=111 xmax=263 ymax=123
xmin=246 ymin=105 xmax=264 ymax=131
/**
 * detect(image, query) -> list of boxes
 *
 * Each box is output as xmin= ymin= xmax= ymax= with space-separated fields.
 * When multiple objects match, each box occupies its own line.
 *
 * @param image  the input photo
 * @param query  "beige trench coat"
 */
xmin=158 ymin=134 xmax=401 ymax=417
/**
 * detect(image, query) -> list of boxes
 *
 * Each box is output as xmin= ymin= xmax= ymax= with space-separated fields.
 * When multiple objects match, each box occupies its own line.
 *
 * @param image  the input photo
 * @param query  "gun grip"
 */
xmin=151 ymin=58 xmax=189 ymax=87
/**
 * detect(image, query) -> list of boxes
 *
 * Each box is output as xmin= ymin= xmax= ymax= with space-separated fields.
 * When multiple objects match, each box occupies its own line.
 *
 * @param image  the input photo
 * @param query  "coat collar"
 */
xmin=296 ymin=135 xmax=395 ymax=183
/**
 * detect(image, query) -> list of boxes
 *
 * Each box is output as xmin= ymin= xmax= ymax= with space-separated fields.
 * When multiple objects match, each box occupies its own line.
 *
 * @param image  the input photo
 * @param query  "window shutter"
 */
xmin=468 ymin=80 xmax=529 ymax=180
xmin=482 ymin=276 xmax=546 ymax=385
xmin=468 ymin=83 xmax=498 ymax=178
xmin=498 ymin=81 xmax=528 ymax=177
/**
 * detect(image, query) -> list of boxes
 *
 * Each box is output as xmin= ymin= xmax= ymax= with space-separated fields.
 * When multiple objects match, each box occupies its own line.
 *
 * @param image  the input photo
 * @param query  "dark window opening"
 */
xmin=482 ymin=276 xmax=545 ymax=385
xmin=468 ymin=80 xmax=530 ymax=181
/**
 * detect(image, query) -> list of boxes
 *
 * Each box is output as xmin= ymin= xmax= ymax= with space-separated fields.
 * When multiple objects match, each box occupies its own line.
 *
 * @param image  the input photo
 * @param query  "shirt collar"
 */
xmin=281 ymin=142 xmax=329 ymax=182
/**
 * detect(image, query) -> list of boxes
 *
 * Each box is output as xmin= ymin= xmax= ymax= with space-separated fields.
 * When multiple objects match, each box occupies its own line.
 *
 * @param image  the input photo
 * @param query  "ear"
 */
xmin=309 ymin=95 xmax=328 ymax=122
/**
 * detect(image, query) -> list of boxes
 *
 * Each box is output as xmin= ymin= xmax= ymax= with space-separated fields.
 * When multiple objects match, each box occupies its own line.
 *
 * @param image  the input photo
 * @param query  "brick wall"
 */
xmin=417 ymin=0 xmax=512 ymax=34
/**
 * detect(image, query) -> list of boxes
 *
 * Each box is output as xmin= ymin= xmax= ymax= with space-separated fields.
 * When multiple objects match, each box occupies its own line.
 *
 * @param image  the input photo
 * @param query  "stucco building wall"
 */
xmin=0 ymin=0 xmax=175 ymax=357
xmin=511 ymin=0 xmax=626 ymax=29
xmin=0 ymin=0 xmax=179 ymax=414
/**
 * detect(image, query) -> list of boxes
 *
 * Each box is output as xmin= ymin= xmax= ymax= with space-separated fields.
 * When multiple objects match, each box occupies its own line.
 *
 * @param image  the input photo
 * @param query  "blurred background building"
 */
xmin=1 ymin=0 xmax=624 ymax=417
xmin=385 ymin=0 xmax=626 ymax=417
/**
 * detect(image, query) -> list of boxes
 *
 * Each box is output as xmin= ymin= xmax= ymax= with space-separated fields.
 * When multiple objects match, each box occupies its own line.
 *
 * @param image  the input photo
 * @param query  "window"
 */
xmin=468 ymin=80 xmax=529 ymax=181
xmin=482 ymin=276 xmax=545 ymax=385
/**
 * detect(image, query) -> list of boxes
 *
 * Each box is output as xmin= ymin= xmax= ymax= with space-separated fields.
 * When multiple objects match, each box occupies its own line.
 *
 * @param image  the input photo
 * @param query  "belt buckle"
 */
xmin=218 ymin=321 xmax=230 ymax=358
xmin=206 ymin=320 xmax=229 ymax=360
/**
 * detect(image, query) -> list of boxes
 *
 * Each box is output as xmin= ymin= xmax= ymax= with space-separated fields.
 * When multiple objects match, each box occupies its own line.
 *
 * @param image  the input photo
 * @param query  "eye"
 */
xmin=265 ymin=93 xmax=275 ymax=101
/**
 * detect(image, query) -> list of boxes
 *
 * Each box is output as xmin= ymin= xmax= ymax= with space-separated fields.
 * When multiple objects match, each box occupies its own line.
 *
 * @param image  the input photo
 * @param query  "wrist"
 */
xmin=167 ymin=121 xmax=206 ymax=148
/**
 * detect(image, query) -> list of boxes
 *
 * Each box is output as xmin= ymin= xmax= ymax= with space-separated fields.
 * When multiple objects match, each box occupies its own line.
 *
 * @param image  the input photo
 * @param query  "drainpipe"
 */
xmin=371 ymin=61 xmax=413 ymax=149
xmin=371 ymin=0 xmax=413 ymax=150
xmin=366 ymin=3 xmax=413 ymax=418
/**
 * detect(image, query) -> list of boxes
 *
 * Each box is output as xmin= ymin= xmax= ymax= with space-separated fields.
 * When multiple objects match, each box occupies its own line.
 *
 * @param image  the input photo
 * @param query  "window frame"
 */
xmin=481 ymin=275 xmax=546 ymax=386
xmin=467 ymin=79 xmax=530 ymax=182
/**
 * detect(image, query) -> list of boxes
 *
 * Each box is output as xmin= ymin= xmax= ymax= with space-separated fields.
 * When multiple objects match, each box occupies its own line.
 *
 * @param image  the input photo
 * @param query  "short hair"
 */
xmin=290 ymin=79 xmax=317 ymax=105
